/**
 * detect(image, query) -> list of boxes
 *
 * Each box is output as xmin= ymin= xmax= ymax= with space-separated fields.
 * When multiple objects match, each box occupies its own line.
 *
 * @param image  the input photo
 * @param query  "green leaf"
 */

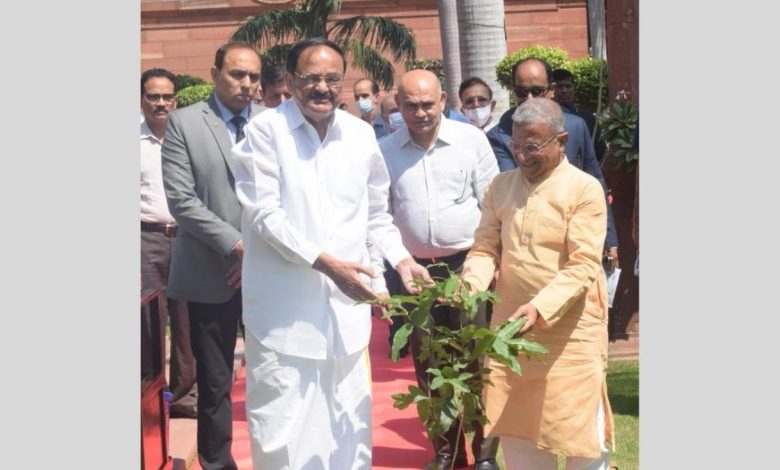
xmin=429 ymin=376 xmax=445 ymax=390
xmin=391 ymin=322 xmax=413 ymax=361
xmin=392 ymin=392 xmax=413 ymax=409
xmin=497 ymin=318 xmax=526 ymax=341
xmin=492 ymin=337 xmax=510 ymax=358
xmin=443 ymin=275 xmax=459 ymax=299
xmin=471 ymin=333 xmax=496 ymax=359
xmin=450 ymin=379 xmax=469 ymax=393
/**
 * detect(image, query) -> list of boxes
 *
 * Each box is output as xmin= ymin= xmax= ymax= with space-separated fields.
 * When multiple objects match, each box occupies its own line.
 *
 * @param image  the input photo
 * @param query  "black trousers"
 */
xmin=188 ymin=292 xmax=242 ymax=470
xmin=387 ymin=251 xmax=497 ymax=464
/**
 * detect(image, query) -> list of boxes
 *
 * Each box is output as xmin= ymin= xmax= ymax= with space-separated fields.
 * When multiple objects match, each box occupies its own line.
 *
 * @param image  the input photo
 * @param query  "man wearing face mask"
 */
xmin=353 ymin=77 xmax=387 ymax=139
xmin=459 ymin=77 xmax=498 ymax=132
xmin=379 ymin=93 xmax=405 ymax=138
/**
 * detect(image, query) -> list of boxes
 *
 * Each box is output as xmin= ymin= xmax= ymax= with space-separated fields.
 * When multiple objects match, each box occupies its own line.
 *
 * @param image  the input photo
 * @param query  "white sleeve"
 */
xmin=233 ymin=121 xmax=323 ymax=266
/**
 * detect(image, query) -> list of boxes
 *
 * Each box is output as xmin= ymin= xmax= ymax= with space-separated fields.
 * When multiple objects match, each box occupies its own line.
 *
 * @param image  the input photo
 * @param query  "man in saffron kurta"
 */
xmin=461 ymin=97 xmax=614 ymax=469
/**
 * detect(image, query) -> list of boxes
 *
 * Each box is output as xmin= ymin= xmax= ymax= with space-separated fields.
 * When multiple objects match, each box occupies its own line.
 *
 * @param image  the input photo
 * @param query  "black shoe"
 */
xmin=169 ymin=404 xmax=197 ymax=419
xmin=474 ymin=458 xmax=498 ymax=470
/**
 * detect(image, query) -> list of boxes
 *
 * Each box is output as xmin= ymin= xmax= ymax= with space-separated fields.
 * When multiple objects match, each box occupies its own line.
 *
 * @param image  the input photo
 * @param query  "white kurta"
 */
xmin=232 ymin=99 xmax=412 ymax=469
xmin=233 ymin=99 xmax=410 ymax=360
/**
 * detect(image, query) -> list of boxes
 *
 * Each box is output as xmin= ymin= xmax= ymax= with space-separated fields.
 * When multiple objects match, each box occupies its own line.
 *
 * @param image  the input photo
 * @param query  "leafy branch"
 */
xmin=368 ymin=265 xmax=548 ymax=457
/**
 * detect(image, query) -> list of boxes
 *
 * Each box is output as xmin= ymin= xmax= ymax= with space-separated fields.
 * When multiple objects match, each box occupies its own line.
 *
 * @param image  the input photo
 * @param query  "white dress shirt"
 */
xmin=140 ymin=121 xmax=175 ymax=224
xmin=214 ymin=95 xmax=251 ymax=144
xmin=379 ymin=116 xmax=499 ymax=258
xmin=232 ymin=99 xmax=410 ymax=360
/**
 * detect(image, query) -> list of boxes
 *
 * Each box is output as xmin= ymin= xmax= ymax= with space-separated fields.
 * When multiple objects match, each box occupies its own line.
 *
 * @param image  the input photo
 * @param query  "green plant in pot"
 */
xmin=599 ymin=91 xmax=639 ymax=171
xmin=370 ymin=265 xmax=548 ymax=469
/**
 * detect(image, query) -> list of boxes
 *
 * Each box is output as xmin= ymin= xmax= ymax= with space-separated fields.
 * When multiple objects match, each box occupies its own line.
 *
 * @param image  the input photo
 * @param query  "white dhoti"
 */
xmin=245 ymin=332 xmax=372 ymax=470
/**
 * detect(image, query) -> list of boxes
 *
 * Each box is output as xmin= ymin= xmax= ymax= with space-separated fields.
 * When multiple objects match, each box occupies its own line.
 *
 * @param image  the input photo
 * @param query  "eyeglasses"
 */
xmin=144 ymin=93 xmax=176 ymax=103
xmin=512 ymin=133 xmax=560 ymax=155
xmin=293 ymin=72 xmax=343 ymax=88
xmin=513 ymin=86 xmax=548 ymax=98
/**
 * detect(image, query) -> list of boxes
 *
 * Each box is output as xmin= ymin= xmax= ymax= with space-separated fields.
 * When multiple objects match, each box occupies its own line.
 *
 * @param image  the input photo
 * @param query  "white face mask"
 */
xmin=463 ymin=105 xmax=492 ymax=128
xmin=387 ymin=112 xmax=405 ymax=132
xmin=357 ymin=98 xmax=374 ymax=115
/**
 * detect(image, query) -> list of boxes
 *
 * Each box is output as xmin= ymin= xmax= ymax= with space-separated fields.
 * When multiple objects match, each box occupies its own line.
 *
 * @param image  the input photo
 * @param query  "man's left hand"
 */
xmin=395 ymin=257 xmax=433 ymax=294
xmin=508 ymin=303 xmax=540 ymax=335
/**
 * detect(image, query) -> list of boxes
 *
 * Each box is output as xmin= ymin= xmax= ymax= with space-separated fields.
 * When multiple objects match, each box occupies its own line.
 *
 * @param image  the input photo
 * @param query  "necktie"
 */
xmin=231 ymin=115 xmax=247 ymax=143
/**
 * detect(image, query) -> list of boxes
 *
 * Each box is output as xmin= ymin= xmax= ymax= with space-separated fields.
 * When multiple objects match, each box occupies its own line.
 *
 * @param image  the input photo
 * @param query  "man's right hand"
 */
xmin=312 ymin=252 xmax=377 ymax=302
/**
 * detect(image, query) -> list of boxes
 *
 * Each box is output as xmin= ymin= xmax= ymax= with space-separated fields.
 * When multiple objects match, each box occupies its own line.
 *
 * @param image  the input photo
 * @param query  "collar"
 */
xmin=213 ymin=94 xmax=250 ymax=123
xmin=140 ymin=120 xmax=162 ymax=143
xmin=522 ymin=155 xmax=570 ymax=186
xmin=287 ymin=97 xmax=336 ymax=133
xmin=396 ymin=115 xmax=456 ymax=149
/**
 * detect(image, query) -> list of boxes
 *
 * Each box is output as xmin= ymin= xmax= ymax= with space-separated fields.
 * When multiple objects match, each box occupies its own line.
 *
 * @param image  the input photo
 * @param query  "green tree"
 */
xmin=231 ymin=0 xmax=416 ymax=90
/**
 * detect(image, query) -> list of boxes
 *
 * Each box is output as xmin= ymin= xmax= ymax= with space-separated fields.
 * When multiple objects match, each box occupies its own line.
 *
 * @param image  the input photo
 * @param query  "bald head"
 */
xmin=396 ymin=70 xmax=446 ymax=143
xmin=397 ymin=69 xmax=442 ymax=96
xmin=513 ymin=57 xmax=553 ymax=105
xmin=380 ymin=93 xmax=398 ymax=115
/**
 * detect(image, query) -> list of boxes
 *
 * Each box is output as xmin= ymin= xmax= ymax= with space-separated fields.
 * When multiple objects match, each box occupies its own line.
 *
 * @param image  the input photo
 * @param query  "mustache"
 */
xmin=306 ymin=90 xmax=334 ymax=102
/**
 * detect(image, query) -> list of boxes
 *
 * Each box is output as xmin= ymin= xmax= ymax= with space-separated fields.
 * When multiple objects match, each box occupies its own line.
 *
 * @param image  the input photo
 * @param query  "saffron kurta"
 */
xmin=461 ymin=158 xmax=615 ymax=458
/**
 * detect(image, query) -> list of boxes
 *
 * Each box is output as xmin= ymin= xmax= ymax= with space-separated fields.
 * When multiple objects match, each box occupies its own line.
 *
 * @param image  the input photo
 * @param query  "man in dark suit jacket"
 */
xmin=551 ymin=68 xmax=607 ymax=161
xmin=486 ymin=57 xmax=619 ymax=267
xmin=162 ymin=41 xmax=265 ymax=470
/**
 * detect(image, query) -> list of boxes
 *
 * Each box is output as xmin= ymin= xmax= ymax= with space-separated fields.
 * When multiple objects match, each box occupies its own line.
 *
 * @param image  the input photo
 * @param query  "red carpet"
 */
xmin=193 ymin=316 xmax=435 ymax=469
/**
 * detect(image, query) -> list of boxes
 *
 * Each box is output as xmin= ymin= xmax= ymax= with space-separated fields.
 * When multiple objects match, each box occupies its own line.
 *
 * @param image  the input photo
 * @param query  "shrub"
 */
xmin=174 ymin=74 xmax=208 ymax=93
xmin=563 ymin=57 xmax=608 ymax=113
xmin=176 ymin=84 xmax=214 ymax=108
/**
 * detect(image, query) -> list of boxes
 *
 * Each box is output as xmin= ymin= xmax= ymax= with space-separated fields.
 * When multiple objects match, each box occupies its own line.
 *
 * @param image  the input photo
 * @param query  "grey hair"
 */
xmin=511 ymin=97 xmax=565 ymax=133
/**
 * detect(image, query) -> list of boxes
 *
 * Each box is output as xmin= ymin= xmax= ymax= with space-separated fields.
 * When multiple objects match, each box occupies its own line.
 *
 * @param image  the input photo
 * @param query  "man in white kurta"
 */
xmin=461 ymin=98 xmax=614 ymax=470
xmin=232 ymin=38 xmax=430 ymax=470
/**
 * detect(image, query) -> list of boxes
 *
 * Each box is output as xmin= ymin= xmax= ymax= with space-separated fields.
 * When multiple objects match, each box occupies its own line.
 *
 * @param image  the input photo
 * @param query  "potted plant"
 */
xmin=371 ymin=266 xmax=548 ymax=470
xmin=599 ymin=91 xmax=639 ymax=172
xmin=598 ymin=91 xmax=639 ymax=340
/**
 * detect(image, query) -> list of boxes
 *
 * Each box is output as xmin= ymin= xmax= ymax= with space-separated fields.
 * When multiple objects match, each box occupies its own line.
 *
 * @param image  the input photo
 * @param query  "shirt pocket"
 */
xmin=440 ymin=169 xmax=470 ymax=204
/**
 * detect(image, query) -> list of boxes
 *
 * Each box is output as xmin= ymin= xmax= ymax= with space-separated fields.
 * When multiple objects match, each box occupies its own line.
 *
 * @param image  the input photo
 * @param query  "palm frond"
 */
xmin=329 ymin=16 xmax=416 ymax=65
xmin=231 ymin=8 xmax=310 ymax=50
xmin=301 ymin=0 xmax=342 ymax=33
xmin=342 ymin=40 xmax=396 ymax=90
xmin=261 ymin=44 xmax=294 ymax=67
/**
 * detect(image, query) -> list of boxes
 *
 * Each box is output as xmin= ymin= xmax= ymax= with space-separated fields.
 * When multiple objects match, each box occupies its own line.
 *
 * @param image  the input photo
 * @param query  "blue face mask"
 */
xmin=387 ymin=112 xmax=405 ymax=131
xmin=357 ymin=98 xmax=374 ymax=115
